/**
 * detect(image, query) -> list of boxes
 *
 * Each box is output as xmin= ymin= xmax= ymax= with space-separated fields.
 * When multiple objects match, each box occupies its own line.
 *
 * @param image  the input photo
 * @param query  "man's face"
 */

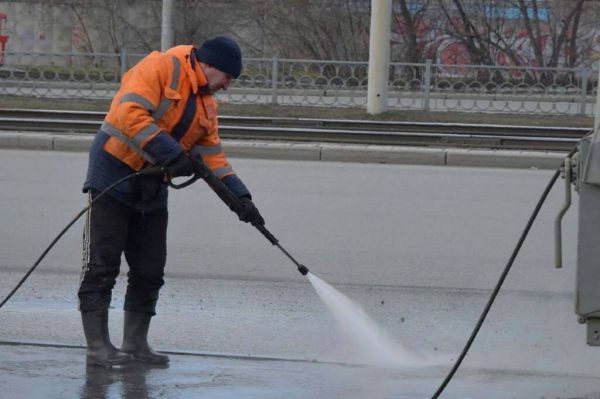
xmin=203 ymin=64 xmax=233 ymax=94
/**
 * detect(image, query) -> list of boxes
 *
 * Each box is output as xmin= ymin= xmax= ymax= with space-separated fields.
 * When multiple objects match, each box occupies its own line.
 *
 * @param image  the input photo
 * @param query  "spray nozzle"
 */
xmin=298 ymin=264 xmax=309 ymax=276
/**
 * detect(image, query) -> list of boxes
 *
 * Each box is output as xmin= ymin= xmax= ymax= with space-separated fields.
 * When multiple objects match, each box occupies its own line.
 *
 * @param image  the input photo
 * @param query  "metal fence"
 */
xmin=0 ymin=50 xmax=597 ymax=116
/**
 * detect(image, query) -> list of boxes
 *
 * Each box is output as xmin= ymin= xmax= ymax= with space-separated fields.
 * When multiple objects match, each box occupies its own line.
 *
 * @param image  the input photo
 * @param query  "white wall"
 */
xmin=0 ymin=1 xmax=73 ymax=53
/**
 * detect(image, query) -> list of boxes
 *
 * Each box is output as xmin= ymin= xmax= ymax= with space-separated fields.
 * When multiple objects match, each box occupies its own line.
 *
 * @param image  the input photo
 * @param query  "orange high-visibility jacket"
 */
xmin=100 ymin=45 xmax=234 ymax=179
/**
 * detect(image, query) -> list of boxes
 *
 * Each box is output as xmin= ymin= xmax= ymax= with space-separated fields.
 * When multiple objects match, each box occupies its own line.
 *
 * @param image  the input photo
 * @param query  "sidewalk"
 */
xmin=0 ymin=130 xmax=568 ymax=169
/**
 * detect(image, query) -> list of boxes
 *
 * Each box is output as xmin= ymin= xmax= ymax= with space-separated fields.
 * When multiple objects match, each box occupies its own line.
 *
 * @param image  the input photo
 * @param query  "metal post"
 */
xmin=367 ymin=0 xmax=392 ymax=115
xmin=554 ymin=156 xmax=572 ymax=269
xmin=579 ymin=67 xmax=590 ymax=116
xmin=424 ymin=59 xmax=432 ymax=111
xmin=595 ymin=67 xmax=600 ymax=134
xmin=161 ymin=0 xmax=174 ymax=51
xmin=271 ymin=56 xmax=279 ymax=105
xmin=120 ymin=47 xmax=127 ymax=79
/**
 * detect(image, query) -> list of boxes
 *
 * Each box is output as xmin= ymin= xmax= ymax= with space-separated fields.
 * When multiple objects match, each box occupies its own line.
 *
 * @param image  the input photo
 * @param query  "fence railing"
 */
xmin=0 ymin=50 xmax=597 ymax=116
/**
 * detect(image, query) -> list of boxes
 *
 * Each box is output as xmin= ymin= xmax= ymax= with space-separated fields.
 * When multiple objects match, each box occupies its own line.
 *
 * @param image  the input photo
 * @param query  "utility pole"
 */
xmin=367 ymin=0 xmax=392 ymax=115
xmin=161 ymin=0 xmax=174 ymax=51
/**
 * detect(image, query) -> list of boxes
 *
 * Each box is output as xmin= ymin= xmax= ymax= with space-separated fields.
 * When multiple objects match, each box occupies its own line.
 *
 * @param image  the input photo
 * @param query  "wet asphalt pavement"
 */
xmin=3 ymin=343 xmax=370 ymax=399
xmin=1 ymin=149 xmax=599 ymax=398
xmin=3 ymin=341 xmax=600 ymax=399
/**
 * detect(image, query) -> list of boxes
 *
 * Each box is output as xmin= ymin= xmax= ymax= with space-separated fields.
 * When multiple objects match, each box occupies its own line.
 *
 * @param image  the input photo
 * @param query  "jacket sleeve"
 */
xmin=190 ymin=112 xmax=251 ymax=198
xmin=111 ymin=54 xmax=183 ymax=166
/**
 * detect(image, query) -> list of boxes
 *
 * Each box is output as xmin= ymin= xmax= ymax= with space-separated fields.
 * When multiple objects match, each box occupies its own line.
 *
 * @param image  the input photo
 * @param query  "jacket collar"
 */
xmin=190 ymin=52 xmax=209 ymax=94
xmin=167 ymin=45 xmax=208 ymax=95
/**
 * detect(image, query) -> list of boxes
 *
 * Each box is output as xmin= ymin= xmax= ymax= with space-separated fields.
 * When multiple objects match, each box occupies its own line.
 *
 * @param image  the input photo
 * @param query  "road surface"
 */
xmin=0 ymin=149 xmax=597 ymax=399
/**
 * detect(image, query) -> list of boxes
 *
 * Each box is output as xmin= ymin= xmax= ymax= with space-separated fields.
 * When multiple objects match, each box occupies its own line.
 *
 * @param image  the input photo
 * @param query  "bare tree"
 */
xmin=174 ymin=0 xmax=234 ymax=44
xmin=392 ymin=0 xmax=432 ymax=63
xmin=436 ymin=0 xmax=496 ymax=65
xmin=510 ymin=0 xmax=585 ymax=68
xmin=436 ymin=0 xmax=586 ymax=67
xmin=43 ymin=0 xmax=94 ymax=52
xmin=120 ymin=0 xmax=162 ymax=53
xmin=243 ymin=0 xmax=370 ymax=60
xmin=54 ymin=0 xmax=160 ymax=53
xmin=69 ymin=1 xmax=95 ymax=53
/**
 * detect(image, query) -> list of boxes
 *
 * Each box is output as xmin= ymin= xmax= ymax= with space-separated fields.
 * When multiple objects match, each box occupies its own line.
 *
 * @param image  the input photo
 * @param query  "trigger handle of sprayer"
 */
xmin=168 ymin=174 xmax=201 ymax=189
xmin=137 ymin=159 xmax=205 ymax=189
xmin=166 ymin=155 xmax=210 ymax=189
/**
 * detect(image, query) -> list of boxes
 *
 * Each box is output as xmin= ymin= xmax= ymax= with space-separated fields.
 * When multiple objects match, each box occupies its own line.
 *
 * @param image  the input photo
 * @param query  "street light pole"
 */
xmin=161 ymin=0 xmax=174 ymax=51
xmin=367 ymin=0 xmax=392 ymax=115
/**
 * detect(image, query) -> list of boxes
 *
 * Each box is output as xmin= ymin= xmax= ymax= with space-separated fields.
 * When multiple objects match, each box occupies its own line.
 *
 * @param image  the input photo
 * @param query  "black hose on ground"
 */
xmin=431 ymin=148 xmax=576 ymax=398
xmin=0 ymin=168 xmax=161 ymax=310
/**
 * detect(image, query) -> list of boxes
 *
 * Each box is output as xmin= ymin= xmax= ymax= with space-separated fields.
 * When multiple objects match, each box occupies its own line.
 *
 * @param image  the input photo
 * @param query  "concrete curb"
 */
xmin=0 ymin=131 xmax=568 ymax=169
xmin=446 ymin=148 xmax=566 ymax=169
xmin=321 ymin=143 xmax=447 ymax=165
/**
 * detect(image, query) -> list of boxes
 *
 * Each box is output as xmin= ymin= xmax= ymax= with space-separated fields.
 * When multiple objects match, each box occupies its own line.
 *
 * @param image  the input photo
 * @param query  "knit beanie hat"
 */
xmin=196 ymin=36 xmax=242 ymax=78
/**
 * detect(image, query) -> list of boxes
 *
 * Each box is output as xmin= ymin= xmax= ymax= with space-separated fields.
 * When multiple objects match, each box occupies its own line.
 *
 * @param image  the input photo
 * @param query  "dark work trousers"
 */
xmin=78 ymin=189 xmax=168 ymax=315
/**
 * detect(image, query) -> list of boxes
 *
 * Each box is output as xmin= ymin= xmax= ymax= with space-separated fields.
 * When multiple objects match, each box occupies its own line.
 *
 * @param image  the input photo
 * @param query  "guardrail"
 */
xmin=0 ymin=108 xmax=587 ymax=151
xmin=0 ymin=51 xmax=597 ymax=116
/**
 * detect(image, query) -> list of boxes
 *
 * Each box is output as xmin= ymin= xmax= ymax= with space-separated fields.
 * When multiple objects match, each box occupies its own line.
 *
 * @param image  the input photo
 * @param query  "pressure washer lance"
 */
xmin=178 ymin=155 xmax=310 ymax=276
xmin=0 ymin=156 xmax=307 ymax=310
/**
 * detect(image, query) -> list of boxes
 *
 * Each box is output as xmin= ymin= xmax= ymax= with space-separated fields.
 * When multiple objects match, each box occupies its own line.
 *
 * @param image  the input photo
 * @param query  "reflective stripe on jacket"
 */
xmin=84 ymin=45 xmax=249 ymax=211
xmin=102 ymin=45 xmax=234 ymax=179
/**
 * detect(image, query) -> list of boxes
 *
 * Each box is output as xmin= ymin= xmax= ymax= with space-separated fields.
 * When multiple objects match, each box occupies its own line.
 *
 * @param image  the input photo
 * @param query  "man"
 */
xmin=78 ymin=36 xmax=264 ymax=367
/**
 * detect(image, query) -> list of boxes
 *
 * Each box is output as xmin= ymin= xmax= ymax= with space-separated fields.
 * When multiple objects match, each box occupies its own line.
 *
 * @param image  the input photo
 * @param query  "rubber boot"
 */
xmin=121 ymin=311 xmax=169 ymax=364
xmin=81 ymin=309 xmax=134 ymax=367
